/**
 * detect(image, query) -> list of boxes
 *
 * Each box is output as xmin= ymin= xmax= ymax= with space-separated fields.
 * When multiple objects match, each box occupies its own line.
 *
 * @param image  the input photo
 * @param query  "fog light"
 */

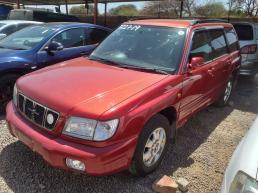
xmin=66 ymin=158 xmax=85 ymax=171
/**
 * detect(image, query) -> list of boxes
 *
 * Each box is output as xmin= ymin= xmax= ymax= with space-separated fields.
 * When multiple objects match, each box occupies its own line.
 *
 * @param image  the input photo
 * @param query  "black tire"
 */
xmin=129 ymin=114 xmax=170 ymax=176
xmin=0 ymin=74 xmax=19 ymax=112
xmin=215 ymin=76 xmax=234 ymax=107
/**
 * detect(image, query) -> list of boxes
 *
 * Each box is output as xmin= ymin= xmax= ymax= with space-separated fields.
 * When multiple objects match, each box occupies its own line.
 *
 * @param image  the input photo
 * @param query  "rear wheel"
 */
xmin=0 ymin=74 xmax=19 ymax=112
xmin=215 ymin=77 xmax=233 ymax=107
xmin=129 ymin=114 xmax=170 ymax=176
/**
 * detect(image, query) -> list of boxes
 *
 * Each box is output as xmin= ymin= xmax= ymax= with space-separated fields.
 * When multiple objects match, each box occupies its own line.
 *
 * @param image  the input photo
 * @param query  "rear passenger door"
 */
xmin=225 ymin=27 xmax=241 ymax=71
xmin=207 ymin=29 xmax=231 ymax=98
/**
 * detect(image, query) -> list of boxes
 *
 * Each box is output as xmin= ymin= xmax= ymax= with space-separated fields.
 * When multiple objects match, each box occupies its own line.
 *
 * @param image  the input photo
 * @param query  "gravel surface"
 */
xmin=0 ymin=78 xmax=257 ymax=193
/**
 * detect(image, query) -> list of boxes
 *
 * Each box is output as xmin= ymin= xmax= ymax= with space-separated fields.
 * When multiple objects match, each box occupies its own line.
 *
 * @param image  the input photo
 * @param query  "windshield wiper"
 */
xmin=89 ymin=56 xmax=171 ymax=75
xmin=89 ymin=56 xmax=128 ymax=67
xmin=119 ymin=65 xmax=171 ymax=75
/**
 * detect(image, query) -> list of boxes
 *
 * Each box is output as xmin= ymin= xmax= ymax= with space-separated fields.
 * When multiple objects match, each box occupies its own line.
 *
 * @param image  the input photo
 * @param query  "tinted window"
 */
xmin=209 ymin=29 xmax=228 ymax=59
xmin=91 ymin=25 xmax=186 ymax=73
xmin=190 ymin=30 xmax=212 ymax=62
xmin=52 ymin=28 xmax=85 ymax=48
xmin=86 ymin=28 xmax=109 ymax=45
xmin=225 ymin=28 xmax=239 ymax=52
xmin=233 ymin=24 xmax=253 ymax=40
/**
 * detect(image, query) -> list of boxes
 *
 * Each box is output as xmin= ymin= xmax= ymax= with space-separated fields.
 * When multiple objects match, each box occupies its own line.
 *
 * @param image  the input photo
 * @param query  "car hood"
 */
xmin=17 ymin=57 xmax=168 ymax=118
xmin=222 ymin=117 xmax=258 ymax=192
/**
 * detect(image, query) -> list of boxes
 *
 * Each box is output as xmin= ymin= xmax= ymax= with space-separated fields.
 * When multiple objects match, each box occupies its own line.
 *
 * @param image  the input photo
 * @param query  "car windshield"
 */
xmin=0 ymin=25 xmax=55 ymax=50
xmin=90 ymin=25 xmax=186 ymax=73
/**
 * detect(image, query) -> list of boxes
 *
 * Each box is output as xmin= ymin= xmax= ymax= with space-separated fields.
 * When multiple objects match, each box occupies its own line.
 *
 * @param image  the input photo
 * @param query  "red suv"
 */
xmin=6 ymin=19 xmax=240 ymax=176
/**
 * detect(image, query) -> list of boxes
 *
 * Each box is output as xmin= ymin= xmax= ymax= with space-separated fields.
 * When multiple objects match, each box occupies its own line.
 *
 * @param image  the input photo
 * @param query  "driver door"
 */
xmin=36 ymin=28 xmax=96 ymax=68
xmin=179 ymin=29 xmax=215 ymax=122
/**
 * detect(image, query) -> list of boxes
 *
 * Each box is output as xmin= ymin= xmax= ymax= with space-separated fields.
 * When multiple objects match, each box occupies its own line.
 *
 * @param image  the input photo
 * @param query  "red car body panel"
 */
xmin=6 ymin=19 xmax=240 ymax=175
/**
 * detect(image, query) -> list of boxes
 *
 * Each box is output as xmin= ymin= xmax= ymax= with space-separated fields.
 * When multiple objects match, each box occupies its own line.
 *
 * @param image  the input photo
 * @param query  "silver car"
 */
xmin=221 ymin=117 xmax=258 ymax=193
xmin=233 ymin=22 xmax=258 ymax=77
xmin=0 ymin=20 xmax=42 ymax=40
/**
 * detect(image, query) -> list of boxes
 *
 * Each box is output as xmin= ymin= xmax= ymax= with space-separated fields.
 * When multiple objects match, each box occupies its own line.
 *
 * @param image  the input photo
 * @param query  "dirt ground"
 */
xmin=0 ymin=77 xmax=257 ymax=193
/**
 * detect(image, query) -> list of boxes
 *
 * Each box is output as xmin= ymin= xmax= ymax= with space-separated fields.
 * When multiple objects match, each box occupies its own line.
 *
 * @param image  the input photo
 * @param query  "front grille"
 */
xmin=17 ymin=93 xmax=59 ymax=130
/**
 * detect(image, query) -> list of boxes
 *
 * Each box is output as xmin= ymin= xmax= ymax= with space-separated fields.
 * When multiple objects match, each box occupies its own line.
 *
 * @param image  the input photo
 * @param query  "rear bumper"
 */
xmin=6 ymin=102 xmax=137 ymax=176
xmin=240 ymin=59 xmax=258 ymax=76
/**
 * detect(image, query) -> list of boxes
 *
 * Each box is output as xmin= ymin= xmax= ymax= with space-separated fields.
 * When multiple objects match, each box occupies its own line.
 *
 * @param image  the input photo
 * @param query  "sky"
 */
xmin=26 ymin=0 xmax=228 ymax=15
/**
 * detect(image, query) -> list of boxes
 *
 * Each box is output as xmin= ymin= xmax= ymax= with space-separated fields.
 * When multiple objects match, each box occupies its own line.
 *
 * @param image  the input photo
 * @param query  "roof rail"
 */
xmin=192 ymin=19 xmax=229 ymax=25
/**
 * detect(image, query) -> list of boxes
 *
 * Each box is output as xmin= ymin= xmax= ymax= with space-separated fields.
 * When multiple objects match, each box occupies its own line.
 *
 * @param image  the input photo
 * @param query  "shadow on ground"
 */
xmin=0 ymin=78 xmax=257 ymax=193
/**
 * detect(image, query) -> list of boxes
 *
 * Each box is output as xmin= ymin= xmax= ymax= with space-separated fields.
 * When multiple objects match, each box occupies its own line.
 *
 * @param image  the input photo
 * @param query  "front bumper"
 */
xmin=6 ymin=102 xmax=137 ymax=176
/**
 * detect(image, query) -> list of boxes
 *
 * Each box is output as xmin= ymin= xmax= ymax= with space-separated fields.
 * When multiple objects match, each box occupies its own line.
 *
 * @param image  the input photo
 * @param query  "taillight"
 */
xmin=240 ymin=44 xmax=257 ymax=54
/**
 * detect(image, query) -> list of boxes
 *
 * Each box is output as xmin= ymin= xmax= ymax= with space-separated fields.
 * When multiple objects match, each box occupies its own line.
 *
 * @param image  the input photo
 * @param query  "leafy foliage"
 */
xmin=109 ymin=4 xmax=139 ymax=16
xmin=70 ymin=5 xmax=94 ymax=15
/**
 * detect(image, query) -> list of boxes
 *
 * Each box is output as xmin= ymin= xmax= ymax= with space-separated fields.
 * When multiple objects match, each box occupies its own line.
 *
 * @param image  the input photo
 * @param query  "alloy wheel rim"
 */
xmin=224 ymin=81 xmax=232 ymax=103
xmin=143 ymin=127 xmax=166 ymax=167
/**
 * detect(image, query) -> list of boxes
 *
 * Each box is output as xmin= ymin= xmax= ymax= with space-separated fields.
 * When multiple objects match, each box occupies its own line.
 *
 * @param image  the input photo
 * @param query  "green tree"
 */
xmin=109 ymin=4 xmax=139 ymax=16
xmin=194 ymin=2 xmax=228 ymax=17
xmin=141 ymin=0 xmax=195 ymax=17
xmin=70 ymin=4 xmax=94 ymax=15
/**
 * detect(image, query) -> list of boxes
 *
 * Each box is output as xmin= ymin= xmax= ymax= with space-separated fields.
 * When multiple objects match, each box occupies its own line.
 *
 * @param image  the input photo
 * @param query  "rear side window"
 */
xmin=233 ymin=24 xmax=254 ymax=40
xmin=209 ymin=29 xmax=228 ymax=59
xmin=86 ymin=28 xmax=110 ymax=45
xmin=190 ymin=30 xmax=212 ymax=62
xmin=225 ymin=28 xmax=239 ymax=53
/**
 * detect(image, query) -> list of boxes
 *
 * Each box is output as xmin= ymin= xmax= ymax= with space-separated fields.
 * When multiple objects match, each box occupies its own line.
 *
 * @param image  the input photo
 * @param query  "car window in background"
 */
xmin=52 ymin=28 xmax=85 ymax=48
xmin=190 ymin=30 xmax=212 ymax=62
xmin=233 ymin=24 xmax=254 ymax=40
xmin=225 ymin=28 xmax=239 ymax=52
xmin=255 ymin=24 xmax=258 ymax=40
xmin=209 ymin=29 xmax=228 ymax=59
xmin=16 ymin=23 xmax=32 ymax=31
xmin=0 ymin=25 xmax=55 ymax=50
xmin=86 ymin=28 xmax=110 ymax=45
xmin=90 ymin=25 xmax=186 ymax=72
xmin=1 ymin=25 xmax=17 ymax=35
xmin=0 ymin=23 xmax=6 ymax=28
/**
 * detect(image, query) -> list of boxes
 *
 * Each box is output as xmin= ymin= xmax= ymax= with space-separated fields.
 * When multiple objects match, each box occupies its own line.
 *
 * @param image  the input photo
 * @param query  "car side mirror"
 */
xmin=188 ymin=57 xmax=205 ymax=72
xmin=0 ymin=33 xmax=7 ymax=40
xmin=45 ymin=41 xmax=64 ymax=53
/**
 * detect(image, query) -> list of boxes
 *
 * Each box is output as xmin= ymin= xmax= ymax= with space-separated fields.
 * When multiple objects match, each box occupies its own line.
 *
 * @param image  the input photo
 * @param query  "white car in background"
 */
xmin=0 ymin=20 xmax=42 ymax=40
xmin=221 ymin=117 xmax=258 ymax=193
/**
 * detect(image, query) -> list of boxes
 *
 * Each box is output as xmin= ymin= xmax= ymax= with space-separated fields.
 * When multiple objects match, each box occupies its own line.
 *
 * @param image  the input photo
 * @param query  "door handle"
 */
xmin=80 ymin=51 xmax=88 ymax=56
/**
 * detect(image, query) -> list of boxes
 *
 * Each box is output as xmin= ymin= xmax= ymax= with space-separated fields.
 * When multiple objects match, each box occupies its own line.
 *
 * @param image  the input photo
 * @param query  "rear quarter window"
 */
xmin=233 ymin=24 xmax=254 ymax=41
xmin=225 ymin=27 xmax=239 ymax=53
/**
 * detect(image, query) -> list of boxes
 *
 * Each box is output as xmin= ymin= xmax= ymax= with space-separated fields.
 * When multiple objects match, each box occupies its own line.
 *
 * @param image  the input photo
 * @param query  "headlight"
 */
xmin=13 ymin=84 xmax=17 ymax=106
xmin=230 ymin=171 xmax=258 ymax=193
xmin=63 ymin=117 xmax=119 ymax=141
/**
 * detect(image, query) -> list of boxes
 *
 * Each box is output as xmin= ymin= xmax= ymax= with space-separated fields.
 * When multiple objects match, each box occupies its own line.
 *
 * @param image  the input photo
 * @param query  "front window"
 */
xmin=90 ymin=24 xmax=186 ymax=74
xmin=0 ymin=25 xmax=55 ymax=50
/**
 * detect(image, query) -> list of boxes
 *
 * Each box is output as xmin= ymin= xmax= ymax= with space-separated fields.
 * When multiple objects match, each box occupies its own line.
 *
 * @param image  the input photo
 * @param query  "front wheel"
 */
xmin=215 ymin=77 xmax=233 ymax=107
xmin=129 ymin=114 xmax=170 ymax=176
